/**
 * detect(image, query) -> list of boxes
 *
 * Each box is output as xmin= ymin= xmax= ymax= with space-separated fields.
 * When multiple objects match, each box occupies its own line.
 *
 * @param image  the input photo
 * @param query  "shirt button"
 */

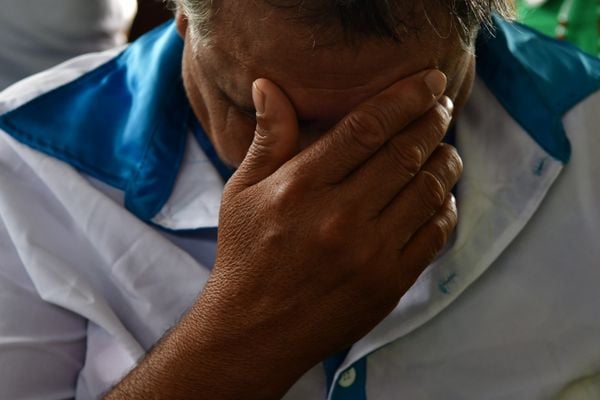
xmin=338 ymin=367 xmax=357 ymax=388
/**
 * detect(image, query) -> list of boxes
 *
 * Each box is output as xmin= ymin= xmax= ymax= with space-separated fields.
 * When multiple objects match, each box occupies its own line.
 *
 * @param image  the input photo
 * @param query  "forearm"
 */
xmin=107 ymin=69 xmax=457 ymax=399
xmin=104 ymin=282 xmax=309 ymax=400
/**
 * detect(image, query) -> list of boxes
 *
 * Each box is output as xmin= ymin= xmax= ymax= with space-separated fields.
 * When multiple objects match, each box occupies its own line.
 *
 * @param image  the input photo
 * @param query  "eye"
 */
xmin=238 ymin=106 xmax=257 ymax=121
xmin=240 ymin=105 xmax=256 ymax=116
xmin=215 ymin=86 xmax=256 ymax=120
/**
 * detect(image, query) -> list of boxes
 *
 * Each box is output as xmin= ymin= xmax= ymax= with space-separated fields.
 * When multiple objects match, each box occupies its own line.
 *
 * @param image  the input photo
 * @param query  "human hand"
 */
xmin=193 ymin=70 xmax=461 ymax=397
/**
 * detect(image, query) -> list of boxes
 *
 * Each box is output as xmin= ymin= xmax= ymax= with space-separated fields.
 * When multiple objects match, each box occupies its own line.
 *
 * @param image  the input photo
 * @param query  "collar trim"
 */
xmin=0 ymin=21 xmax=191 ymax=221
xmin=1 ymin=17 xmax=599 ymax=228
xmin=476 ymin=16 xmax=600 ymax=163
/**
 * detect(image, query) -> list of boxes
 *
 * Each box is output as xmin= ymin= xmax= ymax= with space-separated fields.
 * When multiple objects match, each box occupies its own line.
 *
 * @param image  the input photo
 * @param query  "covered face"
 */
xmin=177 ymin=0 xmax=476 ymax=167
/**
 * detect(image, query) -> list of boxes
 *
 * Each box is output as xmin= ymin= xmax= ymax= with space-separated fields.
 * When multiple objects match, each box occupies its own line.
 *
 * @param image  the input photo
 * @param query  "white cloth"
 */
xmin=0 ymin=0 xmax=137 ymax=90
xmin=1 ymin=49 xmax=600 ymax=400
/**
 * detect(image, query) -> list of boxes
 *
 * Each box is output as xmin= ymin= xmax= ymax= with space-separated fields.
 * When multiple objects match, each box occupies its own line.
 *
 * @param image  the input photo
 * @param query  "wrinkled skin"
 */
xmin=106 ymin=1 xmax=469 ymax=399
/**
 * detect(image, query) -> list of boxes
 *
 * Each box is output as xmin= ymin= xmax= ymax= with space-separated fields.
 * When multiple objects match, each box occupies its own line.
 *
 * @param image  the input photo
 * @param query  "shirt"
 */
xmin=0 ymin=18 xmax=600 ymax=400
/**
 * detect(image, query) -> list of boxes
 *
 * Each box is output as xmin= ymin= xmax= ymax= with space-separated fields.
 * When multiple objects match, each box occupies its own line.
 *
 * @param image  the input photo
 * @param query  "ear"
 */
xmin=175 ymin=11 xmax=188 ymax=38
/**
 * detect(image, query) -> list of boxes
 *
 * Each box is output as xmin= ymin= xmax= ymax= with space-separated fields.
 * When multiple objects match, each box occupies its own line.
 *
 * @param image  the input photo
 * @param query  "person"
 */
xmin=0 ymin=1 xmax=599 ymax=399
xmin=0 ymin=0 xmax=138 ymax=91
xmin=516 ymin=0 xmax=598 ymax=56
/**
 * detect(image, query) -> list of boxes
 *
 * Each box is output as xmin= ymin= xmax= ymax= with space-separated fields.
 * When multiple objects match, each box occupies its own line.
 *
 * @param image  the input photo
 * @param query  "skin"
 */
xmin=106 ymin=1 xmax=470 ymax=399
xmin=180 ymin=1 xmax=475 ymax=166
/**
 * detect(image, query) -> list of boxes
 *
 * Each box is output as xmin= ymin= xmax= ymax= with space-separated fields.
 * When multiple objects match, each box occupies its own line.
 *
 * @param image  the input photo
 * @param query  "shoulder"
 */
xmin=475 ymin=16 xmax=600 ymax=163
xmin=0 ymin=47 xmax=129 ymax=247
xmin=478 ymin=16 xmax=600 ymax=106
xmin=0 ymin=46 xmax=126 ymax=191
xmin=0 ymin=46 xmax=125 ymax=115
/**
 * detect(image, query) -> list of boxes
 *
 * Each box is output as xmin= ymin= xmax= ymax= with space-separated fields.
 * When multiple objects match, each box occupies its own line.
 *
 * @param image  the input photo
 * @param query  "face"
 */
xmin=177 ymin=1 xmax=475 ymax=167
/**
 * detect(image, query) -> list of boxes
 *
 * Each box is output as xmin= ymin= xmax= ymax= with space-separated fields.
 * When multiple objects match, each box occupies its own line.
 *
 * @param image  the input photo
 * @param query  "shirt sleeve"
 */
xmin=0 ymin=215 xmax=86 ymax=400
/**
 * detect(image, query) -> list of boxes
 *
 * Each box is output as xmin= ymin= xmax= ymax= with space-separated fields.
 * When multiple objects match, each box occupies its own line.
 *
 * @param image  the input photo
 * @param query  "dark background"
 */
xmin=130 ymin=0 xmax=173 ymax=41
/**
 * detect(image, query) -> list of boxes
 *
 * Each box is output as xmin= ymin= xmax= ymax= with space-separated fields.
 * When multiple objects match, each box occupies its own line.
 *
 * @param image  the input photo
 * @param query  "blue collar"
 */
xmin=1 ymin=17 xmax=598 ymax=224
xmin=0 ymin=21 xmax=193 ymax=221
xmin=476 ymin=16 xmax=600 ymax=163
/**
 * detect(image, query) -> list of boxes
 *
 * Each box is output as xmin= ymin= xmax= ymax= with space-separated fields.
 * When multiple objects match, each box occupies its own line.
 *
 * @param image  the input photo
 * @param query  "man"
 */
xmin=0 ymin=1 xmax=599 ymax=399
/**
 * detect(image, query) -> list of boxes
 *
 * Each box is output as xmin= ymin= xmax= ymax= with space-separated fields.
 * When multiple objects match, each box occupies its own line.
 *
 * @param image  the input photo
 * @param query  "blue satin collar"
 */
xmin=0 ymin=17 xmax=598 ymax=224
xmin=0 ymin=21 xmax=192 ymax=221
xmin=476 ymin=16 xmax=600 ymax=163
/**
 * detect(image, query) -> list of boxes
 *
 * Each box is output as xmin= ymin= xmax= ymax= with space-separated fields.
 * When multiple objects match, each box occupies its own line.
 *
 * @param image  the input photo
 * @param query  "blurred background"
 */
xmin=129 ymin=0 xmax=172 ymax=40
xmin=516 ymin=0 xmax=599 ymax=57
xmin=0 ymin=0 xmax=597 ymax=92
xmin=0 ymin=0 xmax=171 ymax=91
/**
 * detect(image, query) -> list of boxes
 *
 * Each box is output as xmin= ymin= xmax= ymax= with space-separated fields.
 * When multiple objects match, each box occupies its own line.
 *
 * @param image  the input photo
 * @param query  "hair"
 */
xmin=169 ymin=0 xmax=514 ymax=48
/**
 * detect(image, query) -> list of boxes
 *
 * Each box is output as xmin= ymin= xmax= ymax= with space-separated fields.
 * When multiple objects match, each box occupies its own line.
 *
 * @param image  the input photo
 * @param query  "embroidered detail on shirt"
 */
xmin=438 ymin=272 xmax=458 ymax=294
xmin=533 ymin=157 xmax=549 ymax=177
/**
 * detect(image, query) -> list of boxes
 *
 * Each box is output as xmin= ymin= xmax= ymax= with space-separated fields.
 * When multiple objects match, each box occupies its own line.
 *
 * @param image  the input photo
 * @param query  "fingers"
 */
xmin=296 ymin=70 xmax=447 ymax=183
xmin=229 ymin=79 xmax=300 ymax=191
xmin=377 ymin=143 xmax=462 ymax=244
xmin=396 ymin=194 xmax=458 ymax=294
xmin=344 ymin=98 xmax=453 ymax=214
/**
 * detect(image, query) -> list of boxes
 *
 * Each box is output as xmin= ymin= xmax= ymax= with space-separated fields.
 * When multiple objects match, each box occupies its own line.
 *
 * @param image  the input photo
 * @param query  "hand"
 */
xmin=193 ymin=69 xmax=462 ymax=396
xmin=105 ymin=70 xmax=462 ymax=400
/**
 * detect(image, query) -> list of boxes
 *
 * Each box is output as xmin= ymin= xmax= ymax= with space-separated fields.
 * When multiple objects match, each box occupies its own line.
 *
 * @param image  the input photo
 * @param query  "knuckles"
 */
xmin=421 ymin=103 xmax=452 ymax=142
xmin=386 ymin=138 xmax=424 ymax=178
xmin=415 ymin=171 xmax=447 ymax=212
xmin=340 ymin=104 xmax=392 ymax=151
xmin=443 ymin=144 xmax=464 ymax=177
xmin=382 ymin=103 xmax=455 ymax=181
xmin=315 ymin=210 xmax=381 ymax=270
xmin=428 ymin=215 xmax=452 ymax=253
xmin=315 ymin=209 xmax=354 ymax=251
xmin=427 ymin=199 xmax=458 ymax=253
xmin=266 ymin=176 xmax=312 ymax=214
xmin=434 ymin=143 xmax=464 ymax=185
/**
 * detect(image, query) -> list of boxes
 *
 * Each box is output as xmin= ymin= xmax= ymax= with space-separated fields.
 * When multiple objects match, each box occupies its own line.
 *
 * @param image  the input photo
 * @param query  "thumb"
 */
xmin=231 ymin=78 xmax=300 ymax=188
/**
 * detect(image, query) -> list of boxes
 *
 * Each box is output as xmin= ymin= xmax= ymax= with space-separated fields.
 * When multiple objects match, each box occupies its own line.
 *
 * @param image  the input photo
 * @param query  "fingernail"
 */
xmin=424 ymin=70 xmax=447 ymax=98
xmin=439 ymin=96 xmax=454 ymax=116
xmin=252 ymin=80 xmax=266 ymax=115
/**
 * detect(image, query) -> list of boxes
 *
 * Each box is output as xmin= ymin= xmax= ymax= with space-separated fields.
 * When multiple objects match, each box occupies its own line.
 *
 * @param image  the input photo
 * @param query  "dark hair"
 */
xmin=173 ymin=0 xmax=514 ymax=47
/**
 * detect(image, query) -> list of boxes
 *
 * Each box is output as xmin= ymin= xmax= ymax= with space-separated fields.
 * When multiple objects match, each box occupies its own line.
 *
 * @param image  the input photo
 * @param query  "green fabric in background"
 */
xmin=516 ymin=0 xmax=598 ymax=56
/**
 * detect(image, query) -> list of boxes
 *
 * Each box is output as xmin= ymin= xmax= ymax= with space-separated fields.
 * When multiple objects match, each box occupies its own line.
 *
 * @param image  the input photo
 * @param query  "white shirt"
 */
xmin=0 ymin=0 xmax=137 ymax=90
xmin=0 ymin=18 xmax=599 ymax=400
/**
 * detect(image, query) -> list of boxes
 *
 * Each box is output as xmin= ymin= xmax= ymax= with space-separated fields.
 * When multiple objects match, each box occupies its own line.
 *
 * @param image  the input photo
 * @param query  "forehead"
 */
xmin=198 ymin=1 xmax=462 ymax=121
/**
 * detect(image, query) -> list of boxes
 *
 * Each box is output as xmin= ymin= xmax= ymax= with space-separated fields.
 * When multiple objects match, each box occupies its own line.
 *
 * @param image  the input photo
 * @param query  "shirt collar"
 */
xmin=476 ymin=15 xmax=600 ymax=163
xmin=1 ymin=17 xmax=598 ymax=231
xmin=0 ymin=21 xmax=199 ymax=224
